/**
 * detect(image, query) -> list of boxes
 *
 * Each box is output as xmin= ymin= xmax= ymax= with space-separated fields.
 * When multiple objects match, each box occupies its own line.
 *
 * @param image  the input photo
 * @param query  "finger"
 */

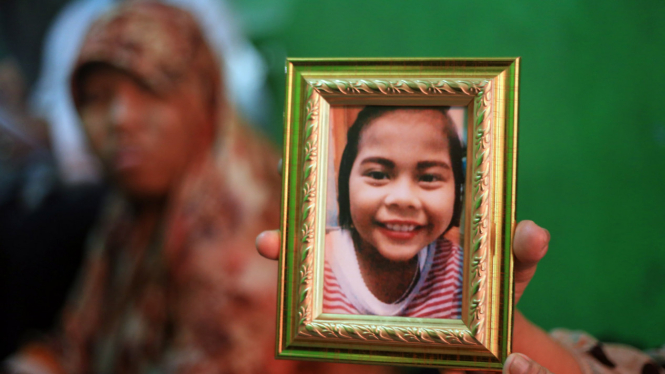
xmin=513 ymin=220 xmax=550 ymax=305
xmin=256 ymin=230 xmax=280 ymax=260
xmin=504 ymin=353 xmax=552 ymax=374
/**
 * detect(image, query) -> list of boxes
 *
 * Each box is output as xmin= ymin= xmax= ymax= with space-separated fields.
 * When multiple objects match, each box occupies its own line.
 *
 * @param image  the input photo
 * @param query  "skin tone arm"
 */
xmin=256 ymin=221 xmax=583 ymax=374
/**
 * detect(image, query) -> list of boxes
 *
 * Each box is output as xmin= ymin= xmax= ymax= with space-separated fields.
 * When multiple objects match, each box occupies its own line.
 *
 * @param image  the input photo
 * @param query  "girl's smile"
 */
xmin=376 ymin=220 xmax=424 ymax=240
xmin=348 ymin=109 xmax=456 ymax=263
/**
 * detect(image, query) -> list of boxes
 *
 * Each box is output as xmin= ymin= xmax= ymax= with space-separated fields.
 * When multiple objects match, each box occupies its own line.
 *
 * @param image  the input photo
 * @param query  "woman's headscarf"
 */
xmin=71 ymin=2 xmax=220 ymax=113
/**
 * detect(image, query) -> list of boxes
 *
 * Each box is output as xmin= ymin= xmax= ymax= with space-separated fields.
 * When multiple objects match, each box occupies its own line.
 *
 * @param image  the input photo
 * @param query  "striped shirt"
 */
xmin=323 ymin=230 xmax=463 ymax=319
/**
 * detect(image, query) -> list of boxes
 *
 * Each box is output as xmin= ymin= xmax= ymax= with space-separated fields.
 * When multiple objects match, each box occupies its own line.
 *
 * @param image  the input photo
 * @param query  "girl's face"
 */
xmin=348 ymin=109 xmax=456 ymax=262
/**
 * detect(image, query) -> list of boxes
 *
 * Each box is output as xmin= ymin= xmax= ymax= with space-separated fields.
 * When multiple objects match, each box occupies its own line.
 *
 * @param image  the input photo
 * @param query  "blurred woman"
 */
xmin=8 ymin=2 xmax=285 ymax=373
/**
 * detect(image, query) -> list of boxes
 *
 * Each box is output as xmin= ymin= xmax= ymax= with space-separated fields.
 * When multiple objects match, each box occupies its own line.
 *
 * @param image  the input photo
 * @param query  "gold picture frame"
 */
xmin=277 ymin=58 xmax=519 ymax=371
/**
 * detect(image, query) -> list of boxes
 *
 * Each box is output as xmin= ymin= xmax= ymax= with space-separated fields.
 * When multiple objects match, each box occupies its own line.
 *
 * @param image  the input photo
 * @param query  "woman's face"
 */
xmin=76 ymin=65 xmax=211 ymax=199
xmin=348 ymin=109 xmax=456 ymax=262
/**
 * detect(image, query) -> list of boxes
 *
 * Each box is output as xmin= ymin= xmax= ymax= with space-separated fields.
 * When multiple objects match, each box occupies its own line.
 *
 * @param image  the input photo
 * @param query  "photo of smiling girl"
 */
xmin=324 ymin=106 xmax=465 ymax=319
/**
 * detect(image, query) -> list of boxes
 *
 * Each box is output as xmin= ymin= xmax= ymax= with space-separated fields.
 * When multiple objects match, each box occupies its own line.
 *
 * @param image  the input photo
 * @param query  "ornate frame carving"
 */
xmin=278 ymin=58 xmax=519 ymax=371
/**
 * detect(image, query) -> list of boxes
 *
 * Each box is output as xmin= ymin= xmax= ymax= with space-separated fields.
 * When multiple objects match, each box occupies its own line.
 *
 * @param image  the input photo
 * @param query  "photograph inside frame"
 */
xmin=324 ymin=105 xmax=468 ymax=319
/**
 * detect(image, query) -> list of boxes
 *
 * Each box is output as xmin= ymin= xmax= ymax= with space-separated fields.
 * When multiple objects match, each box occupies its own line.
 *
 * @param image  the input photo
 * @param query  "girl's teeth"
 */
xmin=386 ymin=224 xmax=416 ymax=232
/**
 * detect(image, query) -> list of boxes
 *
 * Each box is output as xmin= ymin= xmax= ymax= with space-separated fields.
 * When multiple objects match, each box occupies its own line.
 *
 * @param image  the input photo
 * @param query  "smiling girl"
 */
xmin=324 ymin=106 xmax=465 ymax=319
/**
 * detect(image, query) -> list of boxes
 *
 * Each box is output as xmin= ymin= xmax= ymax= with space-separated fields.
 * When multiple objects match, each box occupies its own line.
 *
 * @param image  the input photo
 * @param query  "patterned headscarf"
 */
xmin=71 ymin=1 xmax=220 ymax=110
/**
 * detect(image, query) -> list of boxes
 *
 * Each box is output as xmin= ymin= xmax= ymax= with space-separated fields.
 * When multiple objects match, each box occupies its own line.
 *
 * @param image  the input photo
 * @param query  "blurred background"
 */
xmin=0 ymin=0 xmax=663 ymax=364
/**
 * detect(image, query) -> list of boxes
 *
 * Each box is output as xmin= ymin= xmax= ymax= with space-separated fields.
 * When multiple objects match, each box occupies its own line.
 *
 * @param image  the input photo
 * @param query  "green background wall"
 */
xmin=230 ymin=0 xmax=665 ymax=348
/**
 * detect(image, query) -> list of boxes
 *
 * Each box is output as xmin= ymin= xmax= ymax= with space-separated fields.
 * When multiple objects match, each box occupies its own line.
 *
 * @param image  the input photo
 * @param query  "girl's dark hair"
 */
xmin=337 ymin=106 xmax=464 ymax=234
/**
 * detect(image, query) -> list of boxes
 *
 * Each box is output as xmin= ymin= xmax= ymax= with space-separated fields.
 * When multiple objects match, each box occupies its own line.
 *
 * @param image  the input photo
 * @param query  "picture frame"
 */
xmin=277 ymin=58 xmax=520 ymax=371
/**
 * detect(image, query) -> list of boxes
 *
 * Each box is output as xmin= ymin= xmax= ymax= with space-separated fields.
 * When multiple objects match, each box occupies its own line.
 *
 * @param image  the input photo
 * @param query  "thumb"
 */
xmin=256 ymin=230 xmax=280 ymax=260
xmin=513 ymin=220 xmax=550 ymax=305
xmin=504 ymin=353 xmax=553 ymax=374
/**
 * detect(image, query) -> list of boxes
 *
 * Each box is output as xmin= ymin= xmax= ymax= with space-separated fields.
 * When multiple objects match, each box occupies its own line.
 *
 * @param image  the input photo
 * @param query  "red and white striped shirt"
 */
xmin=323 ymin=230 xmax=463 ymax=319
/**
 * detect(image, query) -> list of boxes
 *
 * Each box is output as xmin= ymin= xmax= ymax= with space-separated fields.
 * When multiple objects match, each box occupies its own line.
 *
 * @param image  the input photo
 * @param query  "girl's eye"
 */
xmin=366 ymin=171 xmax=389 ymax=180
xmin=420 ymin=174 xmax=441 ymax=183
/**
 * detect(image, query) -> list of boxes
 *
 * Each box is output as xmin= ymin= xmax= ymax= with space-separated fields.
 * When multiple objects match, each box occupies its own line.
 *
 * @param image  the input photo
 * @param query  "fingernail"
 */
xmin=508 ymin=354 xmax=530 ymax=374
xmin=539 ymin=228 xmax=551 ymax=254
xmin=255 ymin=231 xmax=268 ymax=249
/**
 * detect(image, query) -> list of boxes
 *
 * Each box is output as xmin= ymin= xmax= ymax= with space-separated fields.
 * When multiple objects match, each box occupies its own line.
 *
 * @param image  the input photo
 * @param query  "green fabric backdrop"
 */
xmin=232 ymin=0 xmax=665 ymax=348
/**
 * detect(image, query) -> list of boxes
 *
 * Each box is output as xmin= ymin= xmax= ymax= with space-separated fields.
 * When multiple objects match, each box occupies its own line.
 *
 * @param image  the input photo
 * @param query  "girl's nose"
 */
xmin=384 ymin=178 xmax=422 ymax=210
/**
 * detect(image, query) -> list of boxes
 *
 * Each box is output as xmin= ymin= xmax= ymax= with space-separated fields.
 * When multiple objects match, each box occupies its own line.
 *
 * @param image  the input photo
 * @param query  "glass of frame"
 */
xmin=277 ymin=58 xmax=520 ymax=371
